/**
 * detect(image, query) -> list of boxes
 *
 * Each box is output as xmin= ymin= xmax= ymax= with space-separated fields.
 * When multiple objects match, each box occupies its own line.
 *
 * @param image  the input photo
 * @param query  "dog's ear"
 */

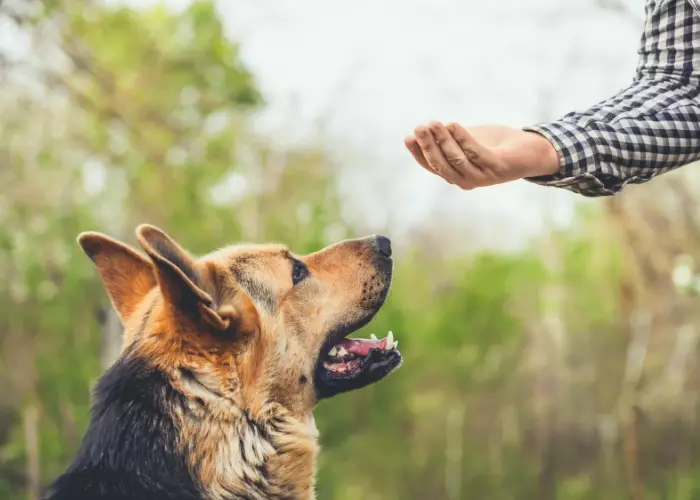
xmin=203 ymin=289 xmax=260 ymax=340
xmin=135 ymin=224 xmax=211 ymax=308
xmin=77 ymin=232 xmax=157 ymax=324
xmin=135 ymin=224 xmax=256 ymax=336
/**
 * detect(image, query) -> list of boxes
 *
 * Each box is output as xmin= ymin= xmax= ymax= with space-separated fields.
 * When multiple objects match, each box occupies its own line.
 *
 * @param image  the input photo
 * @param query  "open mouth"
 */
xmin=315 ymin=331 xmax=403 ymax=399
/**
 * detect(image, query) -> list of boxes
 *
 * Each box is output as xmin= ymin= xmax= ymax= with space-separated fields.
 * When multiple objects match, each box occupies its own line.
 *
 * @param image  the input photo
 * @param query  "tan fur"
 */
xmin=78 ymin=225 xmax=391 ymax=500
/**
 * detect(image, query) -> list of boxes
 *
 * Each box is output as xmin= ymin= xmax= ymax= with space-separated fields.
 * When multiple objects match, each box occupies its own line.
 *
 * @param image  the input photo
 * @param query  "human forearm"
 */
xmin=489 ymin=127 xmax=560 ymax=178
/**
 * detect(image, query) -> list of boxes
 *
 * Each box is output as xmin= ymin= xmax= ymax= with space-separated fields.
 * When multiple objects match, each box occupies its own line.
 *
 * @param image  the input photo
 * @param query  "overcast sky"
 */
xmin=113 ymin=0 xmax=644 ymax=249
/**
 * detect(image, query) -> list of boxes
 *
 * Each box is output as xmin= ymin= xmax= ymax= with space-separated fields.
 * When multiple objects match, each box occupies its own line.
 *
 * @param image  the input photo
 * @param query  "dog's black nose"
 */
xmin=374 ymin=235 xmax=392 ymax=258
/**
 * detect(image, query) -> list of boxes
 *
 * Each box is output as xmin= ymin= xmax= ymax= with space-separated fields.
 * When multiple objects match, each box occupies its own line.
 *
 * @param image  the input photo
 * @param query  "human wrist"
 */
xmin=522 ymin=131 xmax=560 ymax=177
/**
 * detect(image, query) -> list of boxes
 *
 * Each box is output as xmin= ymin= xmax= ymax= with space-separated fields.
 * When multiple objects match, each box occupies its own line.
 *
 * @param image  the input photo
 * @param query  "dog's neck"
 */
xmin=175 ymin=367 xmax=320 ymax=500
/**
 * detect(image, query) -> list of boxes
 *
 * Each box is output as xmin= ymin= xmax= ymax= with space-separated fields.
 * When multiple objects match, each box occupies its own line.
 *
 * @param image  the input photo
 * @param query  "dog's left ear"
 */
xmin=135 ymin=224 xmax=255 ymax=336
xmin=77 ymin=232 xmax=157 ymax=325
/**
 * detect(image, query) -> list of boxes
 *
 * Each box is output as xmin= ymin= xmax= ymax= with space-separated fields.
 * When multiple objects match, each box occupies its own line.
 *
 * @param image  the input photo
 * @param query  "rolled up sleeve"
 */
xmin=524 ymin=0 xmax=700 ymax=197
xmin=524 ymin=77 xmax=700 ymax=197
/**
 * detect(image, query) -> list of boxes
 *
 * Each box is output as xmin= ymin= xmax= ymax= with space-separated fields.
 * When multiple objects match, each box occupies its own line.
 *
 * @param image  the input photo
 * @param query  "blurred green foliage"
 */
xmin=1 ymin=2 xmax=700 ymax=499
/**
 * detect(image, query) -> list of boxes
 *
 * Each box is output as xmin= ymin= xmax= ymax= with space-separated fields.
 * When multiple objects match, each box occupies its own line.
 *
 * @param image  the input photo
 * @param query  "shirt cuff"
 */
xmin=522 ymin=122 xmax=621 ymax=197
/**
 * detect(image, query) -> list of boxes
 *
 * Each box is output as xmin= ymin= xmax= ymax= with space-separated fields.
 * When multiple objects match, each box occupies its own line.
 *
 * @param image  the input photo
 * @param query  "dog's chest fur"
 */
xmin=44 ymin=355 xmax=318 ymax=500
xmin=185 ymin=406 xmax=319 ymax=500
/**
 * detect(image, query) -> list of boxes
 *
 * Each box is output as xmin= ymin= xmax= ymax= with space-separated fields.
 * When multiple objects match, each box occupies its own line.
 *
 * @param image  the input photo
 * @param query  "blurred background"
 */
xmin=1 ymin=0 xmax=699 ymax=499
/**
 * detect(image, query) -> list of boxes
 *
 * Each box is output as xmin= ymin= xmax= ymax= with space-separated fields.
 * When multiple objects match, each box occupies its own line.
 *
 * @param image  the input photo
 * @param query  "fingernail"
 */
xmin=416 ymin=128 xmax=426 ymax=138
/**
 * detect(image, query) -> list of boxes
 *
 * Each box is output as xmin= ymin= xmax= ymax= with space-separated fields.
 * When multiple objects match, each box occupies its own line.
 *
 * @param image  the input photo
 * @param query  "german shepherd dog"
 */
xmin=44 ymin=225 xmax=402 ymax=500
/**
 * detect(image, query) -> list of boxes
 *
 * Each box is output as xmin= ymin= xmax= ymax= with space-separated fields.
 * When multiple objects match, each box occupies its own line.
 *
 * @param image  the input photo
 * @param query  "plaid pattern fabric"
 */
xmin=525 ymin=0 xmax=700 ymax=197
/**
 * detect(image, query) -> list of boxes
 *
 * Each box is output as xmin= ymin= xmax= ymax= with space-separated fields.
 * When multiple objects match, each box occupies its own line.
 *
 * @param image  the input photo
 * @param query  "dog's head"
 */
xmin=78 ymin=225 xmax=402 ymax=419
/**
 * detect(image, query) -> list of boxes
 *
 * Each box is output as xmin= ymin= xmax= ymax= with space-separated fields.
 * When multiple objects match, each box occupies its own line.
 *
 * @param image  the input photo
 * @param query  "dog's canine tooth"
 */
xmin=329 ymin=346 xmax=338 ymax=357
xmin=370 ymin=333 xmax=378 ymax=341
xmin=385 ymin=331 xmax=394 ymax=350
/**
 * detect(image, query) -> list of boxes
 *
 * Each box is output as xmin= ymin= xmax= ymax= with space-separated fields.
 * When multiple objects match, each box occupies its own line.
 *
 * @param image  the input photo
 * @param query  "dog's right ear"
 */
xmin=77 ymin=232 xmax=157 ymax=324
xmin=135 ymin=224 xmax=259 ymax=339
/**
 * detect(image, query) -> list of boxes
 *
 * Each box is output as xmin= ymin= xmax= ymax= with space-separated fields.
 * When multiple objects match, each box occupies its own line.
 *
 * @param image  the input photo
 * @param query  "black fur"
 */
xmin=43 ymin=351 xmax=202 ymax=500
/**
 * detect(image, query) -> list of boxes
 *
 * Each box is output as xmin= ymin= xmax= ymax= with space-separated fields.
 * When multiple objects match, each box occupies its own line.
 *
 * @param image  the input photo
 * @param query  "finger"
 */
xmin=404 ymin=136 xmax=436 ymax=174
xmin=414 ymin=125 xmax=465 ymax=186
xmin=428 ymin=121 xmax=486 ymax=189
xmin=446 ymin=122 xmax=501 ymax=174
xmin=405 ymin=136 xmax=452 ymax=184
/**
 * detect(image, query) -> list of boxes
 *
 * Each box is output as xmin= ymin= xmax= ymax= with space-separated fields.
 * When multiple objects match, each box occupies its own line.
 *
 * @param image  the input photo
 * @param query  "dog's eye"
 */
xmin=291 ymin=260 xmax=308 ymax=285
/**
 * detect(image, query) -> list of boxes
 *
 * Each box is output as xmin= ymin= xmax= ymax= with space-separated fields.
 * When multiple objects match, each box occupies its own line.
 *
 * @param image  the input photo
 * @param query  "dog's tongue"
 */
xmin=337 ymin=337 xmax=388 ymax=356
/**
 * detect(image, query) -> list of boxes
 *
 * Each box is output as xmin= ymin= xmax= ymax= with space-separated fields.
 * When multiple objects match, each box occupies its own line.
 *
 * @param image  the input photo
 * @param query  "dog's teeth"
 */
xmin=394 ymin=341 xmax=399 ymax=349
xmin=329 ymin=346 xmax=338 ymax=357
xmin=370 ymin=334 xmax=378 ymax=341
xmin=385 ymin=331 xmax=394 ymax=350
xmin=337 ymin=346 xmax=349 ymax=357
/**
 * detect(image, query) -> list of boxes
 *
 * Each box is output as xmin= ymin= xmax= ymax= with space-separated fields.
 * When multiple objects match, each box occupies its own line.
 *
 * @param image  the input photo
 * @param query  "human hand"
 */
xmin=404 ymin=122 xmax=560 ymax=190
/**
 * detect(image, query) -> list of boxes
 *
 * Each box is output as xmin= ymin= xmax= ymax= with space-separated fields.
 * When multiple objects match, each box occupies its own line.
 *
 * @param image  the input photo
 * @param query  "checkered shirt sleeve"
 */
xmin=525 ymin=0 xmax=700 ymax=197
